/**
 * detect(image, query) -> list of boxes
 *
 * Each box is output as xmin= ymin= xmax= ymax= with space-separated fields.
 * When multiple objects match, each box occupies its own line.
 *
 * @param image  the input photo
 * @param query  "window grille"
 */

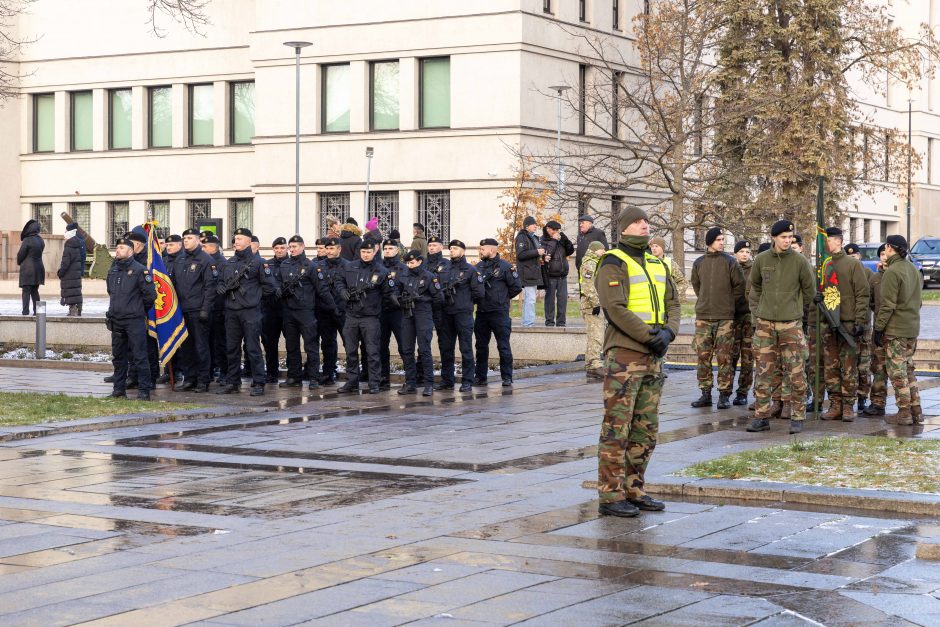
xmin=31 ymin=203 xmax=52 ymax=234
xmin=147 ymin=200 xmax=170 ymax=240
xmin=319 ymin=193 xmax=350 ymax=237
xmin=187 ymin=199 xmax=211 ymax=230
xmin=417 ymin=191 xmax=451 ymax=243
xmin=108 ymin=201 xmax=129 ymax=247
xmin=368 ymin=191 xmax=399 ymax=236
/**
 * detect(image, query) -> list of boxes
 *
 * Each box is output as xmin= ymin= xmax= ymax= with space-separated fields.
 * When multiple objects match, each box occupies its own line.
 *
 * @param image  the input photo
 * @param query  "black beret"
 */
xmin=770 ymin=220 xmax=794 ymax=237
xmin=886 ymin=234 xmax=908 ymax=252
xmin=200 ymin=230 xmax=214 ymax=241
xmin=793 ymin=234 xmax=803 ymax=245
xmin=250 ymin=235 xmax=260 ymax=243
xmin=413 ymin=223 xmax=425 ymax=231
xmin=204 ymin=235 xmax=221 ymax=245
xmin=389 ymin=229 xmax=401 ymax=240
xmin=345 ymin=217 xmax=358 ymax=226
xmin=403 ymin=249 xmax=424 ymax=262
xmin=288 ymin=235 xmax=303 ymax=244
xmin=545 ymin=220 xmax=562 ymax=230
xmin=428 ymin=236 xmax=443 ymax=245
xmin=449 ymin=239 xmax=466 ymax=249
xmin=127 ymin=232 xmax=147 ymax=244
xmin=382 ymin=238 xmax=400 ymax=248
xmin=273 ymin=237 xmax=288 ymax=246
xmin=825 ymin=227 xmax=843 ymax=238
xmin=358 ymin=238 xmax=379 ymax=251
xmin=733 ymin=240 xmax=750 ymax=253
xmin=705 ymin=227 xmax=722 ymax=246
xmin=115 ymin=236 xmax=132 ymax=247
xmin=165 ymin=234 xmax=182 ymax=243
xmin=322 ymin=237 xmax=339 ymax=246
xmin=315 ymin=238 xmax=324 ymax=246
xmin=757 ymin=242 xmax=772 ymax=254
xmin=523 ymin=216 xmax=536 ymax=227
xmin=480 ymin=238 xmax=499 ymax=247
xmin=877 ymin=243 xmax=886 ymax=256
xmin=233 ymin=227 xmax=253 ymax=238
xmin=182 ymin=228 xmax=200 ymax=237
xmin=844 ymin=243 xmax=860 ymax=255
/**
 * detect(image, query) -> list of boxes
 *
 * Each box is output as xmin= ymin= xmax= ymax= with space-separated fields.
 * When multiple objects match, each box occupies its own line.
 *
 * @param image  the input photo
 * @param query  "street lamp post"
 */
xmin=364 ymin=146 xmax=374 ymax=221
xmin=548 ymin=85 xmax=571 ymax=210
xmin=283 ymin=40 xmax=312 ymax=235
xmin=908 ymin=97 xmax=913 ymax=246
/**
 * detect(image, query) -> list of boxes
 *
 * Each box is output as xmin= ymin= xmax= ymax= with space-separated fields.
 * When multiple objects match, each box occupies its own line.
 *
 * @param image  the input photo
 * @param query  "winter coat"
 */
xmin=514 ymin=229 xmax=542 ymax=288
xmin=17 ymin=219 xmax=45 ymax=287
xmin=57 ymin=236 xmax=85 ymax=305
xmin=691 ymin=251 xmax=746 ymax=320
xmin=339 ymin=224 xmax=363 ymax=261
xmin=575 ymin=226 xmax=609 ymax=271
xmin=540 ymin=231 xmax=575 ymax=278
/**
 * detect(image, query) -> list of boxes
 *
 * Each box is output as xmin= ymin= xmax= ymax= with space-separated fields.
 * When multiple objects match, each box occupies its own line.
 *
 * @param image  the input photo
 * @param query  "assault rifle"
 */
xmin=400 ymin=289 xmax=415 ymax=318
xmin=279 ymin=272 xmax=304 ymax=298
xmin=217 ymin=265 xmax=248 ymax=300
xmin=816 ymin=298 xmax=856 ymax=349
xmin=442 ymin=273 xmax=472 ymax=306
xmin=345 ymin=285 xmax=367 ymax=305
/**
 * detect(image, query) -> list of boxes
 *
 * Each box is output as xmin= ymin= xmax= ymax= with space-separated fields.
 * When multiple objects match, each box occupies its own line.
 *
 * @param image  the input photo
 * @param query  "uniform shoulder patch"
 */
xmin=145 ymin=273 xmax=154 ymax=283
xmin=477 ymin=275 xmax=484 ymax=283
xmin=608 ymin=280 xmax=620 ymax=287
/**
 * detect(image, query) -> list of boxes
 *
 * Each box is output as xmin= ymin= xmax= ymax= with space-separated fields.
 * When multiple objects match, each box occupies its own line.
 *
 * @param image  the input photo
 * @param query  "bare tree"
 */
xmin=0 ymin=0 xmax=36 ymax=100
xmin=147 ymin=0 xmax=211 ymax=38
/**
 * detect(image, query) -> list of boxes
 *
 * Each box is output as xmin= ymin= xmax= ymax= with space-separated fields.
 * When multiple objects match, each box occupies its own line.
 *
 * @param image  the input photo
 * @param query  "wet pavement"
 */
xmin=3 ymin=368 xmax=940 ymax=624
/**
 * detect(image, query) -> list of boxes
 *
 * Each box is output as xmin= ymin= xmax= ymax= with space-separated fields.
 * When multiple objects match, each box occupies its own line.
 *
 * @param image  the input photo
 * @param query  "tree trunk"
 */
xmin=670 ymin=191 xmax=686 ymax=271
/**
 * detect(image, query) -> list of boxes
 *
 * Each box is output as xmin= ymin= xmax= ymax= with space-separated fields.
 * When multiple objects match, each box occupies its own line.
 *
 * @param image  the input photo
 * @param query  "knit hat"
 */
xmin=65 ymin=222 xmax=78 ymax=232
xmin=588 ymin=241 xmax=606 ymax=252
xmin=770 ymin=220 xmax=793 ymax=237
xmin=877 ymin=243 xmax=886 ymax=256
xmin=365 ymin=217 xmax=379 ymax=231
xmin=734 ymin=240 xmax=750 ymax=253
xmin=793 ymin=234 xmax=803 ymax=246
xmin=705 ymin=227 xmax=722 ymax=247
xmin=617 ymin=205 xmax=648 ymax=233
xmin=523 ymin=216 xmax=537 ymax=227
xmin=649 ymin=236 xmax=667 ymax=249
xmin=345 ymin=217 xmax=358 ymax=226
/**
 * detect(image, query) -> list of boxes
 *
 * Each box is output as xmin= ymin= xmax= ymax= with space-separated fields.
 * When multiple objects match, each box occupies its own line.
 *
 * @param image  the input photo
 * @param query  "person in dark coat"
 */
xmin=514 ymin=216 xmax=543 ymax=327
xmin=539 ymin=220 xmax=575 ymax=327
xmin=57 ymin=222 xmax=84 ymax=316
xmin=339 ymin=218 xmax=363 ymax=261
xmin=575 ymin=214 xmax=609 ymax=272
xmin=17 ymin=219 xmax=45 ymax=316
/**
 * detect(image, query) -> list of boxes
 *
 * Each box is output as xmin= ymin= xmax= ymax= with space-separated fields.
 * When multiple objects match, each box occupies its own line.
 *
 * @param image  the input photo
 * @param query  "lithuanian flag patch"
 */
xmin=608 ymin=281 xmax=620 ymax=287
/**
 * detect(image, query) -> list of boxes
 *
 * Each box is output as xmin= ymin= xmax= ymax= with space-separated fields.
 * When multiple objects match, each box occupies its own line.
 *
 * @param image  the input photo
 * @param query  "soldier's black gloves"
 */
xmin=647 ymin=328 xmax=673 ymax=357
xmin=813 ymin=292 xmax=823 ymax=304
xmin=275 ymin=288 xmax=283 ymax=299
xmin=105 ymin=317 xmax=113 ymax=332
xmin=339 ymin=289 xmax=350 ymax=302
xmin=592 ymin=306 xmax=600 ymax=316
xmin=216 ymin=284 xmax=226 ymax=295
xmin=873 ymin=330 xmax=884 ymax=347
xmin=853 ymin=324 xmax=867 ymax=338
xmin=198 ymin=310 xmax=210 ymax=323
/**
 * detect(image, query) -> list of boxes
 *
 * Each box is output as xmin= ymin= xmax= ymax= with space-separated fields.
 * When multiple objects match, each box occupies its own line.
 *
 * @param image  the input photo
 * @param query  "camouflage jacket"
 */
xmin=579 ymin=249 xmax=602 ymax=308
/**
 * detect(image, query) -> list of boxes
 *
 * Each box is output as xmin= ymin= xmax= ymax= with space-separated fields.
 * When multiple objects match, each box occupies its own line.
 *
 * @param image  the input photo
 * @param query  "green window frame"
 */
xmin=420 ymin=57 xmax=450 ymax=129
xmin=321 ymin=64 xmax=350 ymax=133
xmin=149 ymin=86 xmax=172 ymax=148
xmin=370 ymin=61 xmax=400 ymax=131
xmin=109 ymin=88 xmax=132 ymax=150
xmin=189 ymin=83 xmax=214 ymax=146
xmin=33 ymin=93 xmax=55 ymax=153
xmin=71 ymin=91 xmax=93 ymax=152
xmin=230 ymin=81 xmax=255 ymax=145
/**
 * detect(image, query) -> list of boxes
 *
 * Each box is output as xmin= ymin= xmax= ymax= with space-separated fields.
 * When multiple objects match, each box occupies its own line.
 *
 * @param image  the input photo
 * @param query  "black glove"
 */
xmin=813 ymin=292 xmax=823 ymax=304
xmin=216 ymin=284 xmax=226 ymax=295
xmin=340 ymin=289 xmax=350 ymax=302
xmin=853 ymin=324 xmax=867 ymax=338
xmin=275 ymin=288 xmax=283 ymax=299
xmin=647 ymin=328 xmax=674 ymax=357
xmin=873 ymin=330 xmax=884 ymax=347
xmin=591 ymin=306 xmax=600 ymax=316
xmin=198 ymin=310 xmax=210 ymax=323
xmin=105 ymin=315 xmax=113 ymax=332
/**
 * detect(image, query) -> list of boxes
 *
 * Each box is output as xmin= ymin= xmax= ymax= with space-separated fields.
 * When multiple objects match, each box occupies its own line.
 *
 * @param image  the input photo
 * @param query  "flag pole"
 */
xmin=813 ymin=176 xmax=825 ymax=419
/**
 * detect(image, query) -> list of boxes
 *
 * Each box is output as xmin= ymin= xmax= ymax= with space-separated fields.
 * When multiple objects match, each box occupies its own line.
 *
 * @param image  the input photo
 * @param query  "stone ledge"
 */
xmin=916 ymin=538 xmax=940 ymax=560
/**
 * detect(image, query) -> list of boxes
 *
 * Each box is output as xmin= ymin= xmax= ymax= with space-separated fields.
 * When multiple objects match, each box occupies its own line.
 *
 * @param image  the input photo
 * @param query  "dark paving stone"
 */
xmin=773 ymin=590 xmax=920 ymax=626
xmin=631 ymin=594 xmax=783 ymax=626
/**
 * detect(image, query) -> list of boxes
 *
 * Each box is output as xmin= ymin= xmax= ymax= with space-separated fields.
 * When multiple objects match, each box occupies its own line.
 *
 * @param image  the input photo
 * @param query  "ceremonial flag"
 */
xmin=143 ymin=223 xmax=187 ymax=366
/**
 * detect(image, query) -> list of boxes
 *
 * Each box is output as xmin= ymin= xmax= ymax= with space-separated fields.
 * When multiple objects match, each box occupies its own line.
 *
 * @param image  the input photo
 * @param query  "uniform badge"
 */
xmin=419 ymin=279 xmax=425 ymax=286
xmin=300 ymin=268 xmax=306 ymax=275
xmin=127 ymin=270 xmax=133 ymax=275
xmin=477 ymin=275 xmax=484 ymax=283
xmin=211 ymin=265 xmax=218 ymax=277
xmin=264 ymin=266 xmax=272 ymax=276
xmin=317 ymin=271 xmax=324 ymax=280
xmin=389 ymin=279 xmax=395 ymax=286
xmin=512 ymin=271 xmax=518 ymax=278
xmin=371 ymin=274 xmax=379 ymax=284
xmin=608 ymin=280 xmax=620 ymax=287
xmin=190 ymin=263 xmax=197 ymax=271
xmin=145 ymin=273 xmax=153 ymax=283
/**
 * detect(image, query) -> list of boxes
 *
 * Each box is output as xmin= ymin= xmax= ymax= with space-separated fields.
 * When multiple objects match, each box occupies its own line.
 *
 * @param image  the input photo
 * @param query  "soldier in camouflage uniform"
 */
xmin=649 ymin=236 xmax=688 ymax=303
xmin=730 ymin=240 xmax=754 ymax=406
xmin=596 ymin=206 xmax=680 ymax=518
xmin=864 ymin=245 xmax=888 ymax=416
xmin=874 ymin=235 xmax=923 ymax=426
xmin=580 ymin=241 xmax=606 ymax=378
xmin=746 ymin=220 xmax=815 ymax=435
xmin=845 ymin=243 xmax=874 ymax=412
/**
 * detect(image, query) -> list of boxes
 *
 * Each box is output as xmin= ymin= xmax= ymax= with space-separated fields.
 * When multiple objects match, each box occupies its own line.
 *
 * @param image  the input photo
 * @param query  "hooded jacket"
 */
xmin=57 ymin=236 xmax=84 ymax=304
xmin=339 ymin=223 xmax=363 ymax=261
xmin=17 ymin=219 xmax=45 ymax=287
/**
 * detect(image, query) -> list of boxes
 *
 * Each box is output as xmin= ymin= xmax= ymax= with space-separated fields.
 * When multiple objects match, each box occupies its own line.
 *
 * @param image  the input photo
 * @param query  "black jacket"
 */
xmin=514 ymin=229 xmax=542 ymax=287
xmin=575 ymin=226 xmax=609 ymax=271
xmin=426 ymin=251 xmax=451 ymax=278
xmin=318 ymin=256 xmax=349 ymax=314
xmin=17 ymin=219 xmax=45 ymax=287
xmin=173 ymin=247 xmax=218 ymax=314
xmin=475 ymin=255 xmax=523 ymax=313
xmin=382 ymin=255 xmax=409 ymax=312
xmin=278 ymin=253 xmax=337 ymax=312
xmin=57 ymin=236 xmax=84 ymax=305
xmin=400 ymin=264 xmax=444 ymax=315
xmin=107 ymin=256 xmax=157 ymax=319
xmin=216 ymin=247 xmax=276 ymax=311
xmin=540 ymin=231 xmax=575 ymax=278
xmin=441 ymin=256 xmax=485 ymax=314
xmin=339 ymin=224 xmax=363 ymax=261
xmin=335 ymin=258 xmax=395 ymax=317
xmin=209 ymin=249 xmax=226 ymax=312
xmin=263 ymin=255 xmax=288 ymax=309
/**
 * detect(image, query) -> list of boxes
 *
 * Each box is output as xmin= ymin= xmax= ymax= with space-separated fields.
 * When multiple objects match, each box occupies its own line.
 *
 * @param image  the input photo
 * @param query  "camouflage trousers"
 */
xmin=694 ymin=319 xmax=736 ymax=394
xmin=885 ymin=336 xmax=920 ymax=410
xmin=870 ymin=342 xmax=888 ymax=407
xmin=582 ymin=306 xmax=605 ymax=371
xmin=823 ymin=327 xmax=859 ymax=402
xmin=804 ymin=322 xmax=821 ymax=400
xmin=731 ymin=317 xmax=754 ymax=395
xmin=598 ymin=348 xmax=663 ymax=503
xmin=754 ymin=318 xmax=808 ymax=421
xmin=857 ymin=329 xmax=872 ymax=398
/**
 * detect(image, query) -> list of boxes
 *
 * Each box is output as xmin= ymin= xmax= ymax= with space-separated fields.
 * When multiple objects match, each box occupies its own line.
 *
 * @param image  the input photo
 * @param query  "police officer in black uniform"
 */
xmin=173 ymin=228 xmax=218 ymax=392
xmin=278 ymin=235 xmax=337 ymax=390
xmin=335 ymin=239 xmax=396 ymax=394
xmin=123 ymin=229 xmax=161 ymax=390
xmin=398 ymin=250 xmax=443 ymax=396
xmin=436 ymin=240 xmax=484 ymax=393
xmin=474 ymin=238 xmax=523 ymax=386
xmin=107 ymin=236 xmax=158 ymax=400
xmin=423 ymin=236 xmax=451 ymax=384
xmin=216 ymin=228 xmax=276 ymax=396
xmin=202 ymin=233 xmax=227 ymax=383
xmin=157 ymin=234 xmax=184 ymax=385
xmin=317 ymin=237 xmax=347 ymax=385
xmin=261 ymin=237 xmax=288 ymax=383
xmin=380 ymin=238 xmax=408 ymax=389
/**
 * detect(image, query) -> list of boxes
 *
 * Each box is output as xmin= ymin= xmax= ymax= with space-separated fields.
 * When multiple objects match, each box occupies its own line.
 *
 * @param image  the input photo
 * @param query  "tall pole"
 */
xmin=365 ymin=147 xmax=374 ymax=221
xmin=908 ymin=98 xmax=913 ymax=245
xmin=284 ymin=41 xmax=312 ymax=234
xmin=549 ymin=85 xmax=570 ymax=212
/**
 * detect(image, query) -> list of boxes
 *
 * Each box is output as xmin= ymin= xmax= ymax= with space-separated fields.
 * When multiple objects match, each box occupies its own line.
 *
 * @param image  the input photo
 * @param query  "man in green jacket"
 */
xmin=863 ymin=245 xmax=889 ymax=416
xmin=747 ymin=220 xmax=816 ymax=434
xmin=873 ymin=235 xmax=922 ymax=425
xmin=845 ymin=242 xmax=875 ymax=412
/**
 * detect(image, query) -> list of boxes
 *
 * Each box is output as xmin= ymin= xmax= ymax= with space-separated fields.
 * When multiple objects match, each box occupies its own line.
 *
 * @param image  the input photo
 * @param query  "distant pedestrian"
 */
xmin=730 ymin=240 xmax=753 ymax=406
xmin=579 ymin=240 xmax=606 ymax=378
xmin=339 ymin=218 xmax=363 ymax=260
xmin=17 ymin=219 xmax=45 ymax=316
xmin=58 ymin=222 xmax=84 ymax=316
xmin=514 ymin=216 xmax=543 ymax=327
xmin=540 ymin=220 xmax=574 ymax=327
xmin=864 ymin=244 xmax=889 ymax=417
xmin=649 ymin=236 xmax=688 ymax=303
xmin=575 ymin=214 xmax=608 ymax=272
xmin=365 ymin=217 xmax=383 ymax=243
xmin=410 ymin=223 xmax=428 ymax=258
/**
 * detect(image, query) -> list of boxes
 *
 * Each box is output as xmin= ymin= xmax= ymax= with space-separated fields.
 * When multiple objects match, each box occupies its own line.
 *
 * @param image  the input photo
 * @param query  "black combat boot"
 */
xmin=337 ymin=380 xmax=359 ymax=394
xmin=691 ymin=390 xmax=712 ymax=408
xmin=422 ymin=385 xmax=433 ymax=397
xmin=216 ymin=384 xmax=239 ymax=395
xmin=857 ymin=396 xmax=868 ymax=413
xmin=459 ymin=382 xmax=473 ymax=393
xmin=789 ymin=419 xmax=803 ymax=434
xmin=717 ymin=393 xmax=731 ymax=409
xmin=732 ymin=392 xmax=748 ymax=406
xmin=279 ymin=378 xmax=302 ymax=388
xmin=863 ymin=404 xmax=885 ymax=416
xmin=249 ymin=384 xmax=265 ymax=397
xmin=598 ymin=501 xmax=639 ymax=518
xmin=746 ymin=418 xmax=770 ymax=432
xmin=397 ymin=385 xmax=417 ymax=395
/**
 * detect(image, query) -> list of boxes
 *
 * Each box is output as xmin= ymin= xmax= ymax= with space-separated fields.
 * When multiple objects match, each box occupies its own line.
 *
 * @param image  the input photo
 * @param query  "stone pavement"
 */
xmin=1 ymin=368 xmax=940 ymax=624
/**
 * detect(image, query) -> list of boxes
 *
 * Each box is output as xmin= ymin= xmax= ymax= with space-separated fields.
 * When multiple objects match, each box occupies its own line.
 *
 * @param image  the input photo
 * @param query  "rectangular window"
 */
xmin=578 ymin=64 xmax=587 ymax=135
xmin=612 ymin=0 xmax=619 ymax=29
xmin=850 ymin=217 xmax=860 ymax=242
xmin=31 ymin=203 xmax=52 ymax=234
xmin=417 ymin=190 xmax=451 ymax=243
xmin=71 ymin=91 xmax=93 ymax=151
xmin=370 ymin=61 xmax=400 ymax=131
xmin=579 ymin=0 xmax=588 ymax=22
xmin=929 ymin=137 xmax=934 ymax=184
xmin=420 ymin=57 xmax=450 ymax=128
xmin=880 ymin=221 xmax=888 ymax=242
xmin=109 ymin=88 xmax=132 ymax=150
xmin=189 ymin=84 xmax=214 ymax=146
xmin=108 ymin=201 xmax=129 ymax=247
xmin=147 ymin=200 xmax=170 ymax=240
xmin=33 ymin=93 xmax=54 ymax=153
xmin=230 ymin=81 xmax=255 ymax=145
xmin=543 ymin=0 xmax=551 ymax=13
xmin=229 ymin=198 xmax=253 ymax=234
xmin=149 ymin=86 xmax=172 ymax=148
xmin=322 ymin=64 xmax=351 ymax=133
xmin=368 ymin=191 xmax=399 ymax=235
xmin=187 ymin=199 xmax=211 ymax=230
xmin=864 ymin=218 xmax=872 ymax=243
xmin=69 ymin=202 xmax=91 ymax=235
xmin=644 ymin=0 xmax=651 ymax=14
xmin=319 ymin=192 xmax=350 ymax=237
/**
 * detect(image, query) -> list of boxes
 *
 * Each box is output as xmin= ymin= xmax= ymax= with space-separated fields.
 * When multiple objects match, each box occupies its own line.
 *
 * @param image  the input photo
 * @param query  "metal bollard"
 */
xmin=35 ymin=300 xmax=46 ymax=359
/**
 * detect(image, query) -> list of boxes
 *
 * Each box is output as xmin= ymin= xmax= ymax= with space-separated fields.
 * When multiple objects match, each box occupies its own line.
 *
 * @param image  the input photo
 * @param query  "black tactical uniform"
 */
xmin=216 ymin=230 xmax=276 ymax=395
xmin=262 ymin=239 xmax=288 ymax=383
xmin=159 ymin=235 xmax=183 ymax=385
xmin=107 ymin=239 xmax=157 ymax=399
xmin=126 ymin=237 xmax=160 ymax=388
xmin=335 ymin=243 xmax=396 ymax=393
xmin=424 ymin=238 xmax=451 ymax=383
xmin=398 ymin=250 xmax=443 ymax=395
xmin=206 ymin=240 xmax=227 ymax=381
xmin=278 ymin=240 xmax=337 ymax=389
xmin=317 ymin=241 xmax=347 ymax=384
xmin=380 ymin=244 xmax=408 ymax=388
xmin=437 ymin=241 xmax=484 ymax=392
xmin=474 ymin=243 xmax=523 ymax=386
xmin=173 ymin=229 xmax=218 ymax=391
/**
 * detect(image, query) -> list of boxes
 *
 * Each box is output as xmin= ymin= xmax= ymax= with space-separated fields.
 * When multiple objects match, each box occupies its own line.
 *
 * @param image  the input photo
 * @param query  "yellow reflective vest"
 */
xmin=601 ymin=249 xmax=668 ymax=325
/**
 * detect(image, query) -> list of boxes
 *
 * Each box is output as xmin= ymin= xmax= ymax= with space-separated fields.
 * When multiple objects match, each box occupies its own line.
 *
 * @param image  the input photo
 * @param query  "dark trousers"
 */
xmin=475 ymin=310 xmax=513 ymax=382
xmin=439 ymin=311 xmax=475 ymax=385
xmin=111 ymin=317 xmax=152 ymax=393
xmin=318 ymin=307 xmax=343 ymax=379
xmin=420 ymin=302 xmax=446 ymax=384
xmin=380 ymin=309 xmax=405 ymax=384
xmin=209 ymin=310 xmax=227 ymax=378
xmin=261 ymin=304 xmax=283 ymax=381
xmin=401 ymin=307 xmax=434 ymax=387
xmin=21 ymin=286 xmax=39 ymax=315
xmin=342 ymin=315 xmax=381 ymax=385
xmin=544 ymin=276 xmax=568 ymax=326
xmin=225 ymin=308 xmax=265 ymax=386
xmin=283 ymin=308 xmax=319 ymax=380
xmin=129 ymin=335 xmax=159 ymax=384
xmin=181 ymin=311 xmax=211 ymax=386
